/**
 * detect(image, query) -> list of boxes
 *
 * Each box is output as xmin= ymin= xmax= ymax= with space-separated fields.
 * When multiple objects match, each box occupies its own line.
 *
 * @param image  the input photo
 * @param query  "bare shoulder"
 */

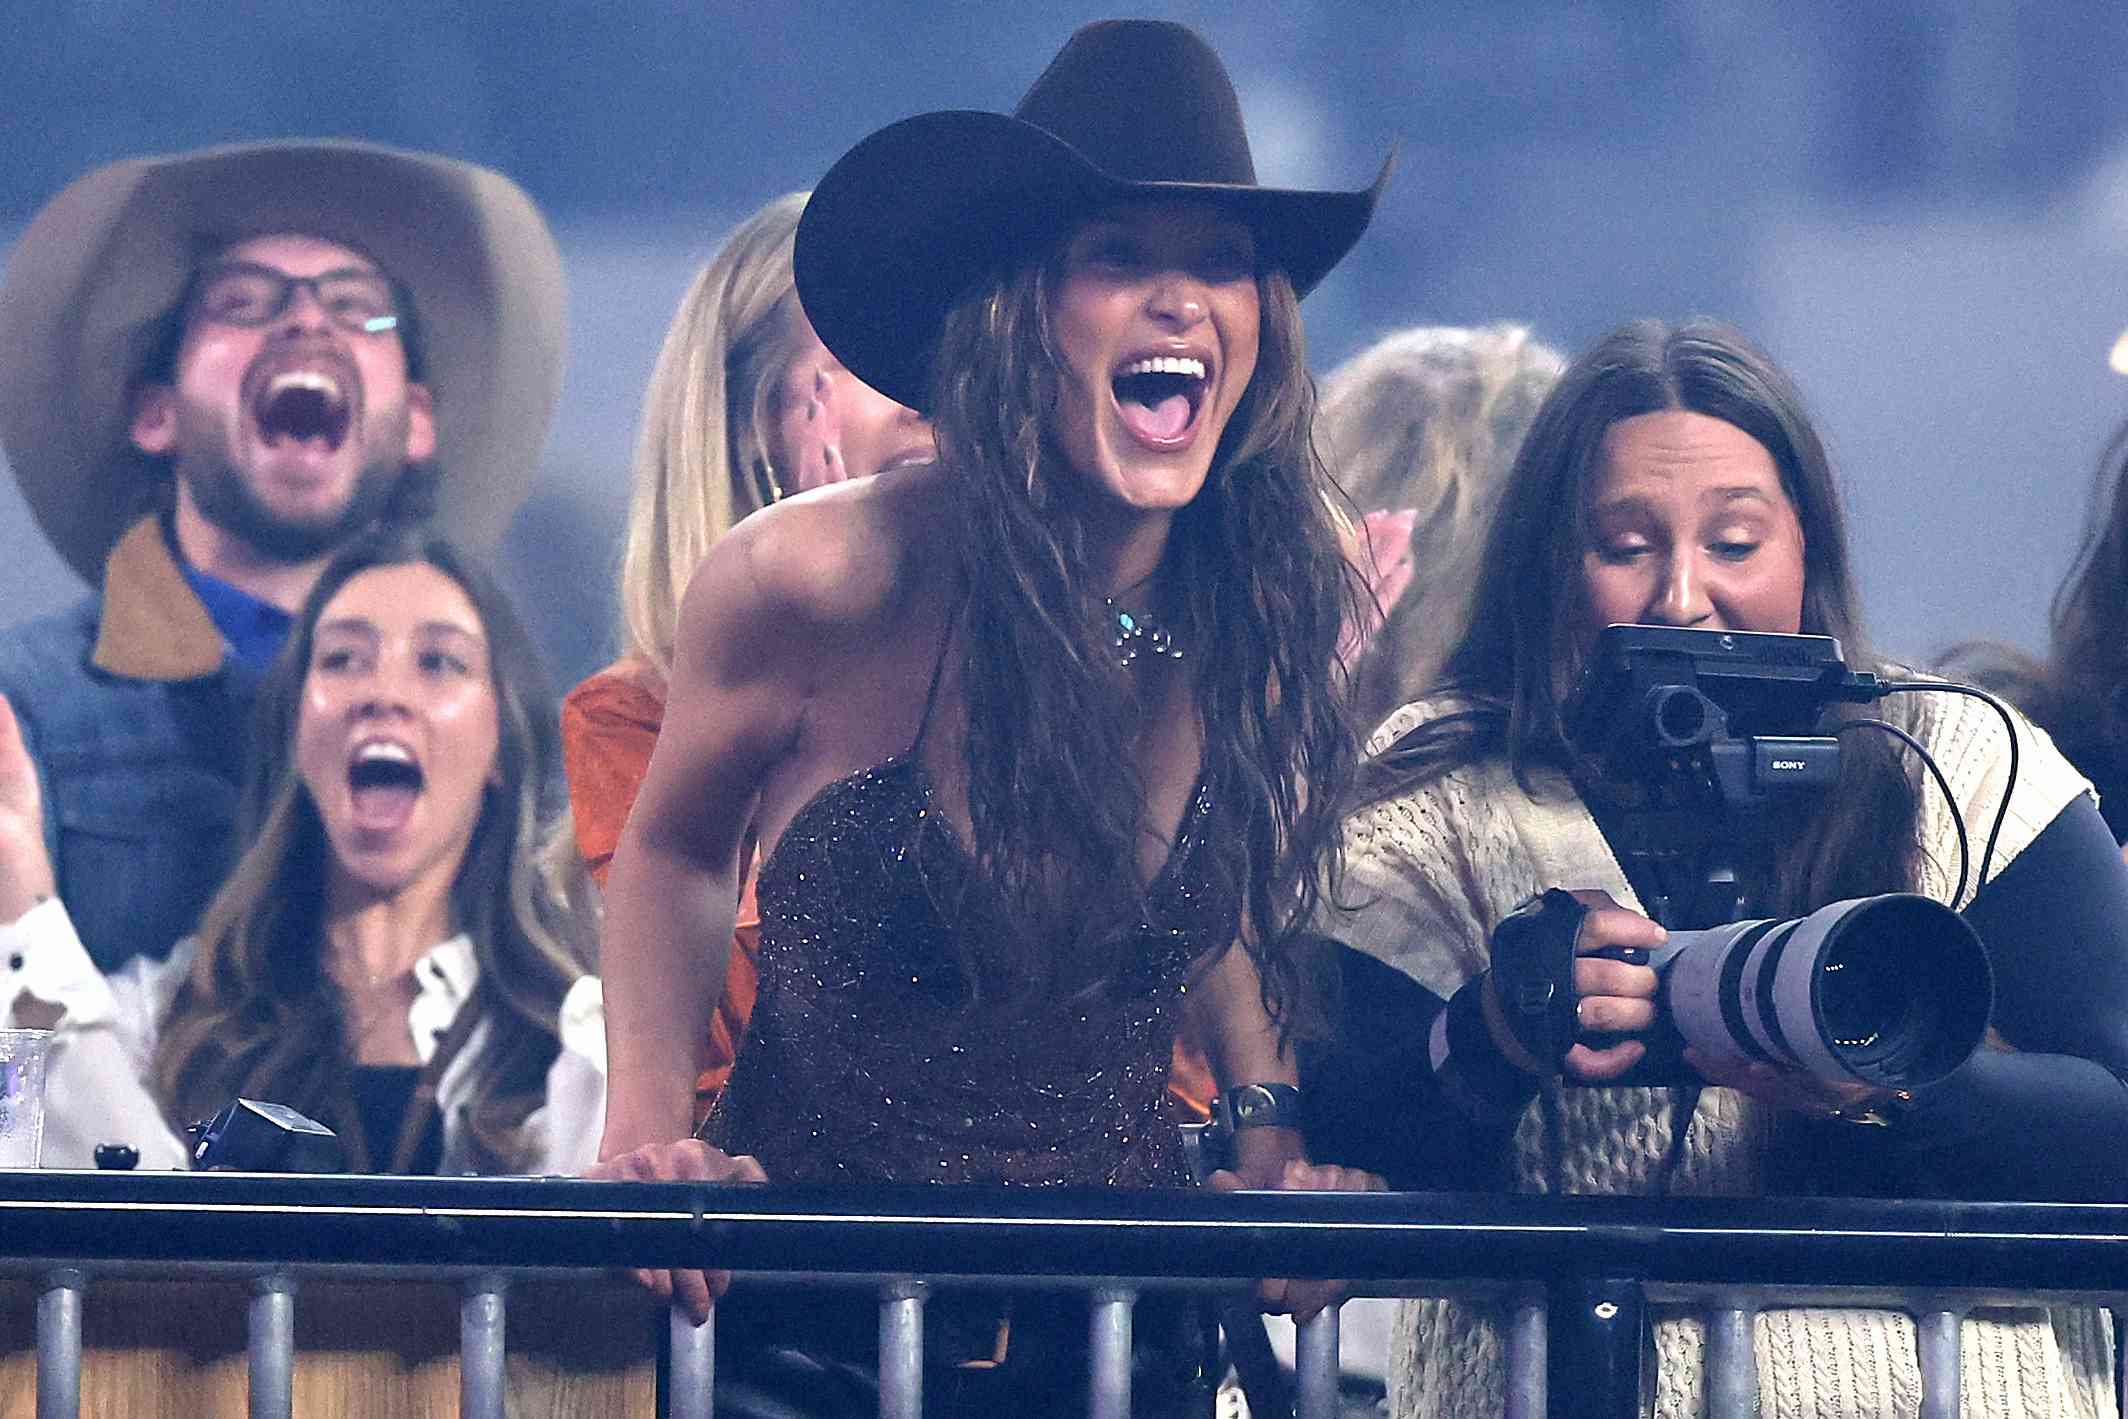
xmin=695 ymin=464 xmax=946 ymax=635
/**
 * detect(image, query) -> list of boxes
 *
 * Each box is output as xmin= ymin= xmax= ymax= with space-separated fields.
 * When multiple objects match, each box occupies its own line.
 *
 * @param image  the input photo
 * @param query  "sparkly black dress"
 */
xmin=704 ymin=668 xmax=1235 ymax=1417
xmin=707 ymin=741 xmax=1229 ymax=1189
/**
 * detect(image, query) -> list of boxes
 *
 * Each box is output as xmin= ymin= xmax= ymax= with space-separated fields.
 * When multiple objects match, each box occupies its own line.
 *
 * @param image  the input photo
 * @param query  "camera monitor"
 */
xmin=1566 ymin=625 xmax=1882 ymax=812
xmin=1571 ymin=624 xmax=1874 ymax=759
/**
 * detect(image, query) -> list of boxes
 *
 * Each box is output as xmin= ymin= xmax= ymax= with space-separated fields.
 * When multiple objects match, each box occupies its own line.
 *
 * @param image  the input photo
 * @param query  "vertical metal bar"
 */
xmin=246 ymin=1272 xmax=297 ymax=1419
xmin=460 ymin=1274 xmax=508 ymax=1419
xmin=1089 ymin=1287 xmax=1135 ymax=1419
xmin=1916 ymin=1308 xmax=1964 ymax=1419
xmin=2102 ymin=1319 xmax=2119 ymax=1419
xmin=666 ymin=1304 xmax=715 ymax=1419
xmin=1295 ymin=1304 xmax=1342 ymax=1419
xmin=879 ymin=1280 xmax=926 ymax=1419
xmin=1504 ymin=1294 xmax=1548 ymax=1419
xmin=1548 ymin=1277 xmax=1644 ymax=1419
xmin=1703 ymin=1304 xmax=1760 ymax=1419
xmin=35 ymin=1268 xmax=84 ymax=1419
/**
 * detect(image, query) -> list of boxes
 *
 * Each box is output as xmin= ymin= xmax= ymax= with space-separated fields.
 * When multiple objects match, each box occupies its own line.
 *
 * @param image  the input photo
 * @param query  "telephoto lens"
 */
xmin=1653 ymin=894 xmax=1993 ymax=1092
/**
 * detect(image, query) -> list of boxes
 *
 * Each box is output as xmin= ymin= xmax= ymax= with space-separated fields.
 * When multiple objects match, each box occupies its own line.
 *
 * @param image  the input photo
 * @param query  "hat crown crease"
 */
xmin=1012 ymin=19 xmax=1259 ymax=189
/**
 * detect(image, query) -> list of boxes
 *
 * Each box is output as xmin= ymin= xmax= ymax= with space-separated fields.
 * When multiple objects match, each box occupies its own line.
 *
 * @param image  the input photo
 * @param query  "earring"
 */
xmin=752 ymin=455 xmax=786 ymax=506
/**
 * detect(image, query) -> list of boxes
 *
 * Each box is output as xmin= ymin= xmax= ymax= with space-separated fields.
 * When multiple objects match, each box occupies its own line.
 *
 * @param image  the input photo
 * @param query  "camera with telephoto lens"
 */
xmin=1495 ymin=889 xmax=1992 ymax=1091
xmin=1532 ymin=625 xmax=1996 ymax=1091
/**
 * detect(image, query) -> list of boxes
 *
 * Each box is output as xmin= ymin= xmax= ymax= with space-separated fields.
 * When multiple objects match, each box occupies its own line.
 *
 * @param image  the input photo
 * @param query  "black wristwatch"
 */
xmin=1211 ymin=1082 xmax=1303 ymax=1135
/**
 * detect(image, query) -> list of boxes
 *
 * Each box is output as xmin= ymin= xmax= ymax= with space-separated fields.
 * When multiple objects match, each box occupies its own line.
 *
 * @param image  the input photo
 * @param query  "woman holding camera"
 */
xmin=0 ymin=527 xmax=603 ymax=1175
xmin=1338 ymin=319 xmax=2128 ymax=1418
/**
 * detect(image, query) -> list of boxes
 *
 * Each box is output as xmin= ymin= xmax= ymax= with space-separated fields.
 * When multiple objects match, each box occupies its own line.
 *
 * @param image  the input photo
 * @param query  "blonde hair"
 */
xmin=1317 ymin=322 xmax=1565 ymax=735
xmin=617 ymin=192 xmax=812 ymax=678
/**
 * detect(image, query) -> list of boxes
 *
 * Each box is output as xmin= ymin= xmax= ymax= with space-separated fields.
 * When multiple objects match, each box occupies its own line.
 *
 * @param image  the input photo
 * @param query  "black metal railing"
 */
xmin=4 ymin=1171 xmax=2126 ymax=1418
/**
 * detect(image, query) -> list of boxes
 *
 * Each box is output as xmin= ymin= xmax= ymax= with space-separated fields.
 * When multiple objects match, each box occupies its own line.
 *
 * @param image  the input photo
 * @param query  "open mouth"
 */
xmin=346 ymin=740 xmax=423 ymax=833
xmin=252 ymin=368 xmax=354 ymax=451
xmin=1111 ymin=355 xmax=1208 ymax=449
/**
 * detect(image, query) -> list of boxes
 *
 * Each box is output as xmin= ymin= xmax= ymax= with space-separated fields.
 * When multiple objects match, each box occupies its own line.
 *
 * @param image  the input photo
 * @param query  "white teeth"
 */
xmin=1118 ymin=356 xmax=1207 ymax=380
xmin=266 ymin=370 xmax=345 ymax=403
xmin=353 ymin=742 xmax=414 ymax=766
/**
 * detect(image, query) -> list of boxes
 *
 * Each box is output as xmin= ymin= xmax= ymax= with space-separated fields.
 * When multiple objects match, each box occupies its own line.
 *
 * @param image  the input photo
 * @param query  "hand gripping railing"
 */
xmin=5 ymin=1173 xmax=2128 ymax=1418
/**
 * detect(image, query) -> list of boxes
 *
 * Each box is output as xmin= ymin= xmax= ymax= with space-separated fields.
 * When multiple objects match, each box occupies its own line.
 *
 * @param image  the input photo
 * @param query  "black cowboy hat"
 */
xmin=794 ymin=19 xmax=1392 ymax=414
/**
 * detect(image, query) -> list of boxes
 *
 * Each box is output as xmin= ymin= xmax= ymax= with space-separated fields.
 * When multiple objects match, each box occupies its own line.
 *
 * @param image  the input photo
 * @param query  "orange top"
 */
xmin=1167 ymin=1013 xmax=1215 ymax=1123
xmin=559 ymin=660 xmax=1214 ymax=1126
xmin=560 ymin=663 xmax=759 ymax=1124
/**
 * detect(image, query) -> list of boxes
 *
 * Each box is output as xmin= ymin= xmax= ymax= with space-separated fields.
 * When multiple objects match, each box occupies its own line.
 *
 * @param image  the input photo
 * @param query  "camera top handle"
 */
xmin=1566 ymin=625 xmax=1883 ymax=929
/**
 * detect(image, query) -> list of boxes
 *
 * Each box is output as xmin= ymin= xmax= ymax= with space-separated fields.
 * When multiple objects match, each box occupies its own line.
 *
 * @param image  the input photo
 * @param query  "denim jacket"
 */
xmin=0 ymin=517 xmax=262 ymax=973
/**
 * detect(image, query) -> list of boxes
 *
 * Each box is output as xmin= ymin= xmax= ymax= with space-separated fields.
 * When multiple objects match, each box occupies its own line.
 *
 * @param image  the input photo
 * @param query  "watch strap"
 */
xmin=1213 ymin=1082 xmax=1303 ymax=1134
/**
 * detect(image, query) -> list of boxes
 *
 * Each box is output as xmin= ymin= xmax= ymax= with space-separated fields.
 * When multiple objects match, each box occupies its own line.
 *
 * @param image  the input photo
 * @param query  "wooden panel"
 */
xmin=0 ymin=1276 xmax=656 ymax=1418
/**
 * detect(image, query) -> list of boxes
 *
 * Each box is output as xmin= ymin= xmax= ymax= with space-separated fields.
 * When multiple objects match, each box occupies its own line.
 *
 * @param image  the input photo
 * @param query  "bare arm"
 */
xmin=1196 ymin=943 xmax=1384 ymax=1320
xmin=1194 ymin=943 xmax=1306 ymax=1180
xmin=589 ymin=483 xmax=922 ymax=1323
xmin=597 ymin=529 xmax=806 ymax=1158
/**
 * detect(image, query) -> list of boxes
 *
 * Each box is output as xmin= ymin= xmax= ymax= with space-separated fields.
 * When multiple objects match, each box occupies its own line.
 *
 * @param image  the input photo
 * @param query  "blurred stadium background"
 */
xmin=2 ymin=1 xmax=2123 ymax=689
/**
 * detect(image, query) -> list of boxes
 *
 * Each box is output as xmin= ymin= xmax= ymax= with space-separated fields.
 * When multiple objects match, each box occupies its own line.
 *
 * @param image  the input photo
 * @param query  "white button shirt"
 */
xmin=1 ymin=897 xmax=605 ymax=1174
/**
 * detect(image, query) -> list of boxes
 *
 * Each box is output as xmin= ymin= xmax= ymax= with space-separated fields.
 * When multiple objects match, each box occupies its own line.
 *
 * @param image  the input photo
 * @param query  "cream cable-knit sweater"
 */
xmin=1337 ymin=690 xmax=2116 ymax=1419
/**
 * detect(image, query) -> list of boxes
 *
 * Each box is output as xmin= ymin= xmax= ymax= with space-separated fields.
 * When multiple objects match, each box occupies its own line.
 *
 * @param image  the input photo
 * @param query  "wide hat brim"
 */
xmin=796 ymin=109 xmax=1391 ymax=415
xmin=0 ymin=139 xmax=566 ymax=584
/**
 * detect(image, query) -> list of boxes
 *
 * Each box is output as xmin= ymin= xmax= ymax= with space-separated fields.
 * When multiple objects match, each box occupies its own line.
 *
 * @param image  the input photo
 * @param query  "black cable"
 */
xmin=1877 ymin=680 xmax=2021 ymax=895
xmin=1835 ymin=717 xmax=1968 ymax=909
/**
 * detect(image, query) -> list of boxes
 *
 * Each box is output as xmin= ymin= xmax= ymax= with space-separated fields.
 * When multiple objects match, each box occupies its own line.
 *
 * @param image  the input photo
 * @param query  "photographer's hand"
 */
xmin=1683 ymin=1048 xmax=1889 ymax=1118
xmin=1483 ymin=889 xmax=1662 ymax=1082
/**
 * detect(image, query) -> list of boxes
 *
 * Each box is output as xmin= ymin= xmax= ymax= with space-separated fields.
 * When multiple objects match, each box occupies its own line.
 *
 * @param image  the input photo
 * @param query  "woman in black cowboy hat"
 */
xmin=592 ymin=20 xmax=1389 ymax=1410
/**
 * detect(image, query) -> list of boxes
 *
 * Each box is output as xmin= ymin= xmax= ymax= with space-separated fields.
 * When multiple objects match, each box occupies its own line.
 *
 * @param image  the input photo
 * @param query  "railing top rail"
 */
xmin=3 ymin=1173 xmax=2128 ymax=1293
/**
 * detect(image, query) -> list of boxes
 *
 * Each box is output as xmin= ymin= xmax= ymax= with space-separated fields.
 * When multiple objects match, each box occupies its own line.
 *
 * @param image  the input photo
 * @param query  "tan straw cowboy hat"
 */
xmin=795 ymin=18 xmax=1392 ymax=414
xmin=0 ymin=138 xmax=565 ymax=583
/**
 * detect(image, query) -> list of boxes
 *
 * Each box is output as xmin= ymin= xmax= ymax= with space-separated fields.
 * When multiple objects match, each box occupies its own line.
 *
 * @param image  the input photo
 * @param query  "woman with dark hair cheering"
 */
xmin=592 ymin=19 xmax=1388 ymax=1408
xmin=0 ymin=526 xmax=602 ymax=1175
xmin=1339 ymin=319 xmax=2128 ymax=1419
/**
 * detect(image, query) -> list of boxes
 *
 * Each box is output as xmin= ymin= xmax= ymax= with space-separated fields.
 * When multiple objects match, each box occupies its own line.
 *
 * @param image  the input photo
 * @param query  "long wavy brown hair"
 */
xmin=926 ymin=248 xmax=1360 ymax=1031
xmin=1360 ymin=318 xmax=1925 ymax=916
xmin=2008 ymin=421 xmax=2128 ymax=758
xmin=153 ymin=527 xmax=596 ymax=1170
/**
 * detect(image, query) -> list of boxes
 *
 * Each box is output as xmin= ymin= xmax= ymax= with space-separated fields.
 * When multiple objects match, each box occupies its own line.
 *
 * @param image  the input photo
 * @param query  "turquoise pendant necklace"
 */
xmin=1104 ymin=598 xmax=1184 ymax=667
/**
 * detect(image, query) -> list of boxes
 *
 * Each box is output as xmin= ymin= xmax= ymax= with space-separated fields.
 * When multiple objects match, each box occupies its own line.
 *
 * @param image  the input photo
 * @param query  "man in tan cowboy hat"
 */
xmin=0 ymin=139 xmax=565 ymax=973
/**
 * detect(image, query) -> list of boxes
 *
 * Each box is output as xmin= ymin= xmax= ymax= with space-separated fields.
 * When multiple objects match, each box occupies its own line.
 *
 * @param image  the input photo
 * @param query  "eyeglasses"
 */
xmin=188 ymin=262 xmax=402 ymax=336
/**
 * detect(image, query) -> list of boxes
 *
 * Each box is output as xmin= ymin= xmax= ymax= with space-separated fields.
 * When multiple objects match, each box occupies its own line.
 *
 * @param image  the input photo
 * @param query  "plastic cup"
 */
xmin=0 ymin=1029 xmax=53 ymax=1167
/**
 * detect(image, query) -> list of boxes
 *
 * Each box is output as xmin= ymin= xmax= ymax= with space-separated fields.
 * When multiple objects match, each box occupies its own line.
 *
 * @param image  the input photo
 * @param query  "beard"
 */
xmin=166 ymin=392 xmax=416 ymax=562
xmin=179 ymin=448 xmax=409 ymax=561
